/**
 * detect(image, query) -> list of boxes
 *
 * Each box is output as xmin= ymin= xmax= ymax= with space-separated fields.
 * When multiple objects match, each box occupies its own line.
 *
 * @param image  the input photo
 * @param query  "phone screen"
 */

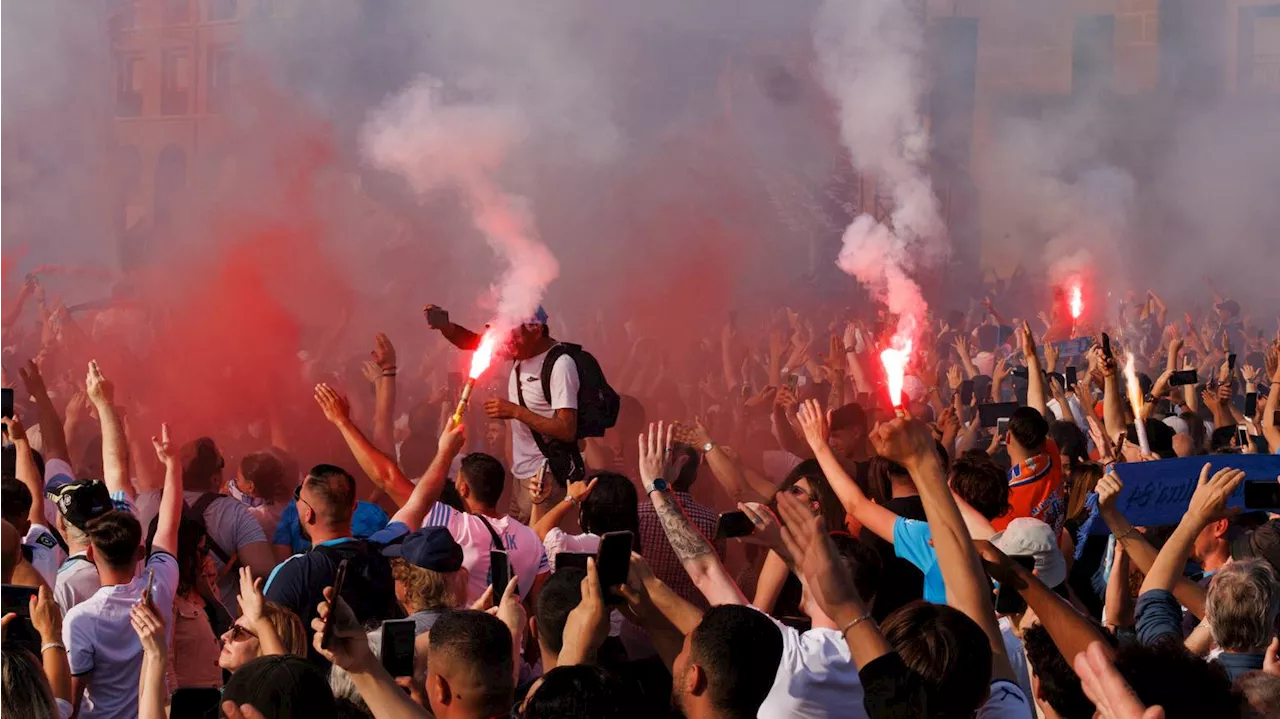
xmin=959 ymin=380 xmax=974 ymax=406
xmin=1244 ymin=481 xmax=1280 ymax=510
xmin=380 ymin=619 xmax=417 ymax=677
xmin=1245 ymin=392 xmax=1258 ymax=418
xmin=978 ymin=401 xmax=1018 ymax=429
xmin=1 ymin=388 xmax=12 ymax=420
xmin=715 ymin=511 xmax=755 ymax=540
xmin=1065 ymin=366 xmax=1078 ymax=390
xmin=1168 ymin=370 xmax=1198 ymax=387
xmin=996 ymin=417 xmax=1010 ymax=442
xmin=1237 ymin=425 xmax=1250 ymax=451
xmin=1101 ymin=333 xmax=1113 ymax=360
xmin=596 ymin=531 xmax=633 ymax=605
xmin=320 ymin=559 xmax=349 ymax=650
xmin=489 ymin=550 xmax=511 ymax=597
xmin=1228 ymin=353 xmax=1237 ymax=372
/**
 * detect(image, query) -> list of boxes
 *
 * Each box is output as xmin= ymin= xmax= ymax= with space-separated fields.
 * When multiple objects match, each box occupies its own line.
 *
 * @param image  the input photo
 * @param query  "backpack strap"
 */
xmin=514 ymin=360 xmax=555 ymax=463
xmin=475 ymin=514 xmax=505 ymax=550
xmin=538 ymin=343 xmax=570 ymax=407
xmin=189 ymin=493 xmax=232 ymax=565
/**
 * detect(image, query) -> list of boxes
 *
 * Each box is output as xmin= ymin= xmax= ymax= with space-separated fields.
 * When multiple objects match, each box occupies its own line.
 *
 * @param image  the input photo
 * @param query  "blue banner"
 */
xmin=1087 ymin=455 xmax=1280 ymax=534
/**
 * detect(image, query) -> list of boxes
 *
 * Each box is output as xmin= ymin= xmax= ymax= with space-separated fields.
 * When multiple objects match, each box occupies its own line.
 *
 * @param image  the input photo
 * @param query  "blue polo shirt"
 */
xmin=892 ymin=517 xmax=947 ymax=604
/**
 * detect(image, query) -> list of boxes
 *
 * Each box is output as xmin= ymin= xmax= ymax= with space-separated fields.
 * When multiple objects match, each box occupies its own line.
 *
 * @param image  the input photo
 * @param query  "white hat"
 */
xmin=1163 ymin=415 xmax=1190 ymax=435
xmin=990 ymin=517 xmax=1067 ymax=590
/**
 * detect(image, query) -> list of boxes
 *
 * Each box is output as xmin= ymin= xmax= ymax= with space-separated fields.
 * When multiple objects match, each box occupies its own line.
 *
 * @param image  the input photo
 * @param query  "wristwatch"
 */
xmin=645 ymin=478 xmax=670 ymax=495
xmin=702 ymin=441 xmax=718 ymax=453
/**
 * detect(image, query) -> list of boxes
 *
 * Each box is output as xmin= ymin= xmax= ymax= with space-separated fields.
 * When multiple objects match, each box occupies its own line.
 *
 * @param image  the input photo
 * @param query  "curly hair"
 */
xmin=948 ymin=454 xmax=1010 ymax=522
xmin=391 ymin=558 xmax=461 ymax=613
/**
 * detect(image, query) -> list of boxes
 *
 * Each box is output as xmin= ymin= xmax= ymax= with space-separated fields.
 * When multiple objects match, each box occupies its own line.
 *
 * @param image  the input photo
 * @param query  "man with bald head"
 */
xmin=425 ymin=610 xmax=516 ymax=719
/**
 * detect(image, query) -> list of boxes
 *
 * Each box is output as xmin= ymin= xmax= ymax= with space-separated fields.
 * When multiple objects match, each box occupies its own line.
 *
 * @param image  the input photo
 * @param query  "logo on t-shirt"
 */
xmin=36 ymin=533 xmax=57 ymax=549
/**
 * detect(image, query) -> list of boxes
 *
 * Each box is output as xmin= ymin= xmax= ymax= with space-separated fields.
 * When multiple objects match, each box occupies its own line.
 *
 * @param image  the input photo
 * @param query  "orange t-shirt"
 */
xmin=991 ymin=438 xmax=1066 ymax=533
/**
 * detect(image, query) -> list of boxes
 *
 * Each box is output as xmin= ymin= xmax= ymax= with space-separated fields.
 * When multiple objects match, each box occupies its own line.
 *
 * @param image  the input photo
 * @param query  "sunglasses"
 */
xmin=226 ymin=624 xmax=258 ymax=642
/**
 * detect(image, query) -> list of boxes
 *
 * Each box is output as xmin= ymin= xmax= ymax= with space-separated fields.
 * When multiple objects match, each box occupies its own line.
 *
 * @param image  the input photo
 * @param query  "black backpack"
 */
xmin=536 ymin=343 xmax=620 ymax=439
xmin=311 ymin=540 xmax=402 ymax=625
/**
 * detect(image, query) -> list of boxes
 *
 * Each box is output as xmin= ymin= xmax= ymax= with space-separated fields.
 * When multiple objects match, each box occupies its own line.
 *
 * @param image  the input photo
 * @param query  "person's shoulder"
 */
xmin=976 ymin=680 xmax=1031 ymax=719
xmin=25 ymin=524 xmax=59 ymax=550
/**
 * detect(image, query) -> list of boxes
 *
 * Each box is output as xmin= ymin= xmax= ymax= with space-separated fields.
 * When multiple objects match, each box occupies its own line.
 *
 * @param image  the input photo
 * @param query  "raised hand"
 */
xmin=29 ymin=586 xmax=62 ymax=644
xmin=1241 ymin=364 xmax=1260 ymax=384
xmin=437 ymin=417 xmax=467 ymax=457
xmin=311 ymin=586 xmax=374 ymax=672
xmin=795 ymin=398 xmax=830 ymax=451
xmin=361 ymin=361 xmax=381 ymax=385
xmin=776 ymin=489 xmax=861 ymax=618
xmin=130 ymin=599 xmax=166 ymax=657
xmin=237 ymin=566 xmax=266 ymax=625
xmin=1 ymin=415 xmax=27 ymax=443
xmin=1186 ymin=463 xmax=1246 ymax=526
xmin=560 ymin=558 xmax=609 ymax=663
xmin=86 ymin=360 xmax=116 ymax=406
xmin=1096 ymin=469 xmax=1123 ymax=513
xmin=371 ymin=333 xmax=396 ymax=374
xmin=1074 ymin=642 xmax=1165 ymax=719
xmin=637 ymin=421 xmax=676 ymax=487
xmin=491 ymin=576 xmax=527 ymax=650
xmin=868 ymin=417 xmax=938 ymax=471
xmin=947 ymin=365 xmax=964 ymax=391
xmin=17 ymin=359 xmax=47 ymax=399
xmin=151 ymin=423 xmax=177 ymax=466
xmin=738 ymin=501 xmax=784 ymax=552
xmin=567 ymin=475 xmax=600 ymax=504
xmin=314 ymin=383 xmax=351 ymax=424
xmin=1044 ymin=342 xmax=1060 ymax=372
xmin=993 ymin=357 xmax=1011 ymax=384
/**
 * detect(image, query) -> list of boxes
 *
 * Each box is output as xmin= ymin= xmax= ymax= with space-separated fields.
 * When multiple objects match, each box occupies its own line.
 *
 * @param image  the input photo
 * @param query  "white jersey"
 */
xmin=423 ymin=503 xmax=549 ymax=605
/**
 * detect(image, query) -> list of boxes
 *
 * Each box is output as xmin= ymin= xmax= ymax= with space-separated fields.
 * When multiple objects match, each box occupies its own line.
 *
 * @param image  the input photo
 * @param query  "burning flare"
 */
xmin=1069 ymin=283 xmax=1083 ymax=320
xmin=880 ymin=337 xmax=913 ymax=413
xmin=1123 ymin=353 xmax=1150 ymax=455
xmin=453 ymin=331 xmax=499 ymax=425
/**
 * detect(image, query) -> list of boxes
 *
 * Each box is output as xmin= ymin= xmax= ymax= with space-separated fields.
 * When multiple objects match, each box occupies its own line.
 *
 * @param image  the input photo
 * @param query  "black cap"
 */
xmin=381 ymin=527 xmax=464 ymax=573
xmin=221 ymin=655 xmax=336 ymax=717
xmin=47 ymin=480 xmax=113 ymax=530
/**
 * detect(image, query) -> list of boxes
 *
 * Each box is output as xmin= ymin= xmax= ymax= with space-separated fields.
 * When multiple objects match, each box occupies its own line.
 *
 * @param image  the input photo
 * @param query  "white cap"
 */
xmin=990 ymin=517 xmax=1067 ymax=590
xmin=1163 ymin=415 xmax=1190 ymax=435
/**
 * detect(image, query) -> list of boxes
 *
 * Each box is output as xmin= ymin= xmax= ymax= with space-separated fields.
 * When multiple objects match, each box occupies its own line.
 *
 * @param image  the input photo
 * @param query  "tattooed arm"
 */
xmin=639 ymin=422 xmax=747 ymax=607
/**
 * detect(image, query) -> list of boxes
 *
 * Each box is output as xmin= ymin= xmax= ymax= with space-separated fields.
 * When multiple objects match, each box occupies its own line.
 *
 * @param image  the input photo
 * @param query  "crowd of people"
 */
xmin=2 ymin=271 xmax=1280 ymax=719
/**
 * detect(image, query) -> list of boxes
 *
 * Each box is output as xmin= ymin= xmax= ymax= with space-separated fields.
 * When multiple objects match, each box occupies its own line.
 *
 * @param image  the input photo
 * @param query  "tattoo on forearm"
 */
xmin=654 ymin=497 xmax=714 ymax=562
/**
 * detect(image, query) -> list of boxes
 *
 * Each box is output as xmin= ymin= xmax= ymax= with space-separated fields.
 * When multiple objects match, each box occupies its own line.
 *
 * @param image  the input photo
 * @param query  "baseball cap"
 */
xmin=991 ymin=517 xmax=1068 ymax=589
xmin=47 ymin=480 xmax=113 ymax=530
xmin=222 ymin=655 xmax=336 ymax=717
xmin=381 ymin=526 xmax=464 ymax=572
xmin=524 ymin=306 xmax=549 ymax=326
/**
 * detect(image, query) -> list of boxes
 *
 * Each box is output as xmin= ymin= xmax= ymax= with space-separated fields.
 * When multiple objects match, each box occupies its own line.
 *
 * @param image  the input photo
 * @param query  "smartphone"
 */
xmin=320 ymin=559 xmax=349 ymax=650
xmin=142 ymin=567 xmax=155 ymax=608
xmin=1244 ymin=481 xmax=1280 ymax=510
xmin=1168 ymin=370 xmax=1198 ymax=387
xmin=1 ymin=584 xmax=39 ymax=616
xmin=1065 ymin=366 xmax=1079 ymax=390
xmin=1228 ymin=353 xmax=1237 ymax=373
xmin=1 ymin=388 xmax=12 ymax=420
xmin=993 ymin=555 xmax=1036 ymax=615
xmin=1010 ymin=367 xmax=1029 ymax=380
xmin=1101 ymin=333 xmax=1113 ymax=360
xmin=380 ymin=619 xmax=417 ymax=677
xmin=715 ymin=511 xmax=756 ymax=540
xmin=996 ymin=417 xmax=1010 ymax=442
xmin=959 ymin=380 xmax=975 ymax=406
xmin=978 ymin=401 xmax=1018 ymax=428
xmin=1237 ymin=425 xmax=1250 ymax=451
xmin=555 ymin=552 xmax=591 ymax=572
xmin=1245 ymin=392 xmax=1258 ymax=419
xmin=489 ymin=550 xmax=511 ymax=597
xmin=425 ymin=306 xmax=450 ymax=329
xmin=596 ymin=531 xmax=633 ymax=605
xmin=171 ymin=688 xmax=222 ymax=718
xmin=785 ymin=374 xmax=800 ymax=395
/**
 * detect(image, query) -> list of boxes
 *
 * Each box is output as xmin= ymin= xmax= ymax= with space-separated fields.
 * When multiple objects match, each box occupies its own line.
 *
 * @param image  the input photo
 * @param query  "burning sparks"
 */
xmin=1069 ymin=283 xmax=1083 ymax=320
xmin=468 ymin=331 xmax=498 ymax=379
xmin=1123 ymin=353 xmax=1150 ymax=455
xmin=880 ymin=338 xmax=913 ymax=411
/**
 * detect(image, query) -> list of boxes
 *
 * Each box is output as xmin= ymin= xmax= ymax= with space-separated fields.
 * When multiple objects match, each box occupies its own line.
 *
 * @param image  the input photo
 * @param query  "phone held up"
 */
xmin=380 ymin=618 xmax=417 ymax=678
xmin=320 ymin=559 xmax=350 ymax=650
xmin=596 ymin=531 xmax=633 ymax=605
xmin=489 ymin=550 xmax=512 ymax=598
xmin=993 ymin=555 xmax=1036 ymax=615
xmin=715 ymin=511 xmax=755 ymax=540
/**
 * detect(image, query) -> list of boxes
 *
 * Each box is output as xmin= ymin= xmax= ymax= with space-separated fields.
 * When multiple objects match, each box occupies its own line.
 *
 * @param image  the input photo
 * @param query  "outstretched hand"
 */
xmin=776 ymin=489 xmax=861 ymax=619
xmin=637 ymin=421 xmax=676 ymax=487
xmin=151 ymin=423 xmax=177 ymax=466
xmin=868 ymin=417 xmax=939 ymax=472
xmin=314 ymin=383 xmax=351 ymax=424
xmin=86 ymin=360 xmax=115 ymax=406
xmin=795 ymin=399 xmax=831 ymax=451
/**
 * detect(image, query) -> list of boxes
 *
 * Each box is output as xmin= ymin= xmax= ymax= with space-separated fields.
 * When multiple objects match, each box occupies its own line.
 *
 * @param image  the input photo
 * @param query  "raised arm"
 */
xmin=769 ymin=387 xmax=813 ymax=459
xmin=18 ymin=359 xmax=70 ymax=464
xmin=1101 ymin=349 xmax=1126 ymax=441
xmin=2 ymin=416 xmax=45 ymax=528
xmin=149 ymin=424 xmax=183 ymax=556
xmin=423 ymin=304 xmax=482 ymax=351
xmin=531 ymin=475 xmax=598 ymax=541
xmin=1020 ymin=321 xmax=1049 ymax=419
xmin=315 ymin=384 xmax=415 ymax=507
xmin=639 ymin=422 xmax=745 ymax=607
xmin=1264 ymin=349 xmax=1280 ymax=453
xmin=685 ymin=419 xmax=768 ymax=504
xmin=87 ymin=361 xmax=132 ymax=501
xmin=390 ymin=421 xmax=467 ymax=529
xmin=871 ymin=418 xmax=1017 ymax=683
xmin=795 ymin=400 xmax=898 ymax=543
xmin=369 ymin=333 xmax=398 ymax=454
xmin=1139 ymin=463 xmax=1244 ymax=598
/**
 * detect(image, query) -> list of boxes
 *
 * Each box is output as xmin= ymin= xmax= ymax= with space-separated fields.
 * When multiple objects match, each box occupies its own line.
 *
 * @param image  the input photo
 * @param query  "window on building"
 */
xmin=1238 ymin=4 xmax=1280 ymax=92
xmin=161 ymin=50 xmax=191 ymax=115
xmin=1073 ymin=15 xmax=1116 ymax=94
xmin=208 ymin=0 xmax=237 ymax=22
xmin=115 ymin=54 xmax=144 ymax=117
xmin=163 ymin=0 xmax=191 ymax=25
xmin=207 ymin=46 xmax=234 ymax=113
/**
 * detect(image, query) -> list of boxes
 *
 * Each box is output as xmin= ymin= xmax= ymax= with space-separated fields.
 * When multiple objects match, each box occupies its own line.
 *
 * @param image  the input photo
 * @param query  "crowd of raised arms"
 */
xmin=3 ymin=270 xmax=1280 ymax=719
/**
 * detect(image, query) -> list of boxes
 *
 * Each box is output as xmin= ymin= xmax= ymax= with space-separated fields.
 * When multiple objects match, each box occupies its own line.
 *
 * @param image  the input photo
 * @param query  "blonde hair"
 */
xmin=1207 ymin=559 xmax=1280 ymax=653
xmin=261 ymin=601 xmax=308 ymax=658
xmin=391 ymin=558 xmax=462 ymax=613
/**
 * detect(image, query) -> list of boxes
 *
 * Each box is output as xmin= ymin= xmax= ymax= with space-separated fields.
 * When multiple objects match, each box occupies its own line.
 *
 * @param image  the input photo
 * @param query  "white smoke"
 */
xmin=813 ymin=0 xmax=946 ymax=347
xmin=360 ymin=77 xmax=558 ymax=333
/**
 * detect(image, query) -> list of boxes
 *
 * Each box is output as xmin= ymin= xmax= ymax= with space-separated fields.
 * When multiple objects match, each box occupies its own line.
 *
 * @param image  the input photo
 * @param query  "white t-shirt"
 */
xmin=507 ymin=349 xmax=579 ymax=478
xmin=63 ymin=552 xmax=179 ymax=719
xmin=542 ymin=527 xmax=600 ymax=570
xmin=975 ymin=679 xmax=1033 ymax=719
xmin=25 ymin=523 xmax=67 ymax=588
xmin=423 ymin=502 xmax=550 ymax=604
xmin=757 ymin=611 xmax=867 ymax=719
xmin=54 ymin=553 xmax=101 ymax=615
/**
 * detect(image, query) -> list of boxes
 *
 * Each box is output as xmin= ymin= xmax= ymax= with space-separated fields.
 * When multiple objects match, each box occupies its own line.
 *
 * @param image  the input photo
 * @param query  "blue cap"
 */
xmin=381 ymin=526 xmax=464 ymax=572
xmin=526 ymin=306 xmax=549 ymax=325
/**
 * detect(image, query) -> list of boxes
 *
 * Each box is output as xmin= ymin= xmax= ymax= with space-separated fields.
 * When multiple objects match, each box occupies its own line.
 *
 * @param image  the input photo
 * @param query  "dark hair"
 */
xmin=948 ymin=455 xmax=1010 ymax=521
xmin=459 ymin=453 xmax=506 ymax=507
xmin=976 ymin=325 xmax=999 ymax=352
xmin=1021 ymin=624 xmax=1094 ymax=718
xmin=429 ymin=610 xmax=515 ymax=714
xmin=689 ymin=605 xmax=783 ymax=717
xmin=175 ymin=515 xmax=209 ymax=595
xmin=0 ymin=479 xmax=32 ymax=525
xmin=303 ymin=464 xmax=356 ymax=524
xmin=522 ymin=665 xmax=641 ymax=719
xmin=830 ymin=534 xmax=882 ymax=604
xmin=1049 ymin=420 xmax=1089 ymax=471
xmin=1065 ymin=463 xmax=1104 ymax=523
xmin=1112 ymin=639 xmax=1242 ymax=719
xmin=180 ymin=437 xmax=224 ymax=492
xmin=671 ymin=445 xmax=701 ymax=492
xmin=241 ymin=451 xmax=290 ymax=503
xmin=1210 ymin=426 xmax=1240 ymax=453
xmin=775 ymin=459 xmax=846 ymax=533
xmin=1128 ymin=418 xmax=1175 ymax=458
xmin=1009 ymin=407 xmax=1049 ymax=451
xmin=578 ymin=472 xmax=640 ymax=544
xmin=865 ymin=457 xmax=911 ymax=507
xmin=84 ymin=510 xmax=142 ymax=568
xmin=221 ymin=654 xmax=337 ymax=717
xmin=829 ymin=403 xmax=867 ymax=433
xmin=534 ymin=568 xmax=585 ymax=654
xmin=1180 ymin=411 xmax=1207 ymax=455
xmin=882 ymin=602 xmax=992 ymax=719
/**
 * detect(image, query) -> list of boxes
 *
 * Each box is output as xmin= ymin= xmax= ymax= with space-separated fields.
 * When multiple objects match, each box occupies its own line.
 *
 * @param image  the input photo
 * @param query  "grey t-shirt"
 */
xmin=133 ymin=490 xmax=268 ymax=612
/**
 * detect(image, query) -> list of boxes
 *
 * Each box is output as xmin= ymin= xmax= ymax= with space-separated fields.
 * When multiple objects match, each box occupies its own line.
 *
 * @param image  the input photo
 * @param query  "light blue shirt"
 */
xmin=892 ymin=517 xmax=947 ymax=604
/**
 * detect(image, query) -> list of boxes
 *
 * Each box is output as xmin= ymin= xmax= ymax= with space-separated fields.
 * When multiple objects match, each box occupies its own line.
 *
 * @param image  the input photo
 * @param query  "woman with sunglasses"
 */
xmin=218 ymin=568 xmax=307 ymax=674
xmin=752 ymin=459 xmax=846 ymax=618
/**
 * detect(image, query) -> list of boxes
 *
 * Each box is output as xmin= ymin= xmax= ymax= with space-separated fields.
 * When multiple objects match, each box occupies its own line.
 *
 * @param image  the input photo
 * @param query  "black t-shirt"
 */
xmin=865 ymin=495 xmax=927 ymax=622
